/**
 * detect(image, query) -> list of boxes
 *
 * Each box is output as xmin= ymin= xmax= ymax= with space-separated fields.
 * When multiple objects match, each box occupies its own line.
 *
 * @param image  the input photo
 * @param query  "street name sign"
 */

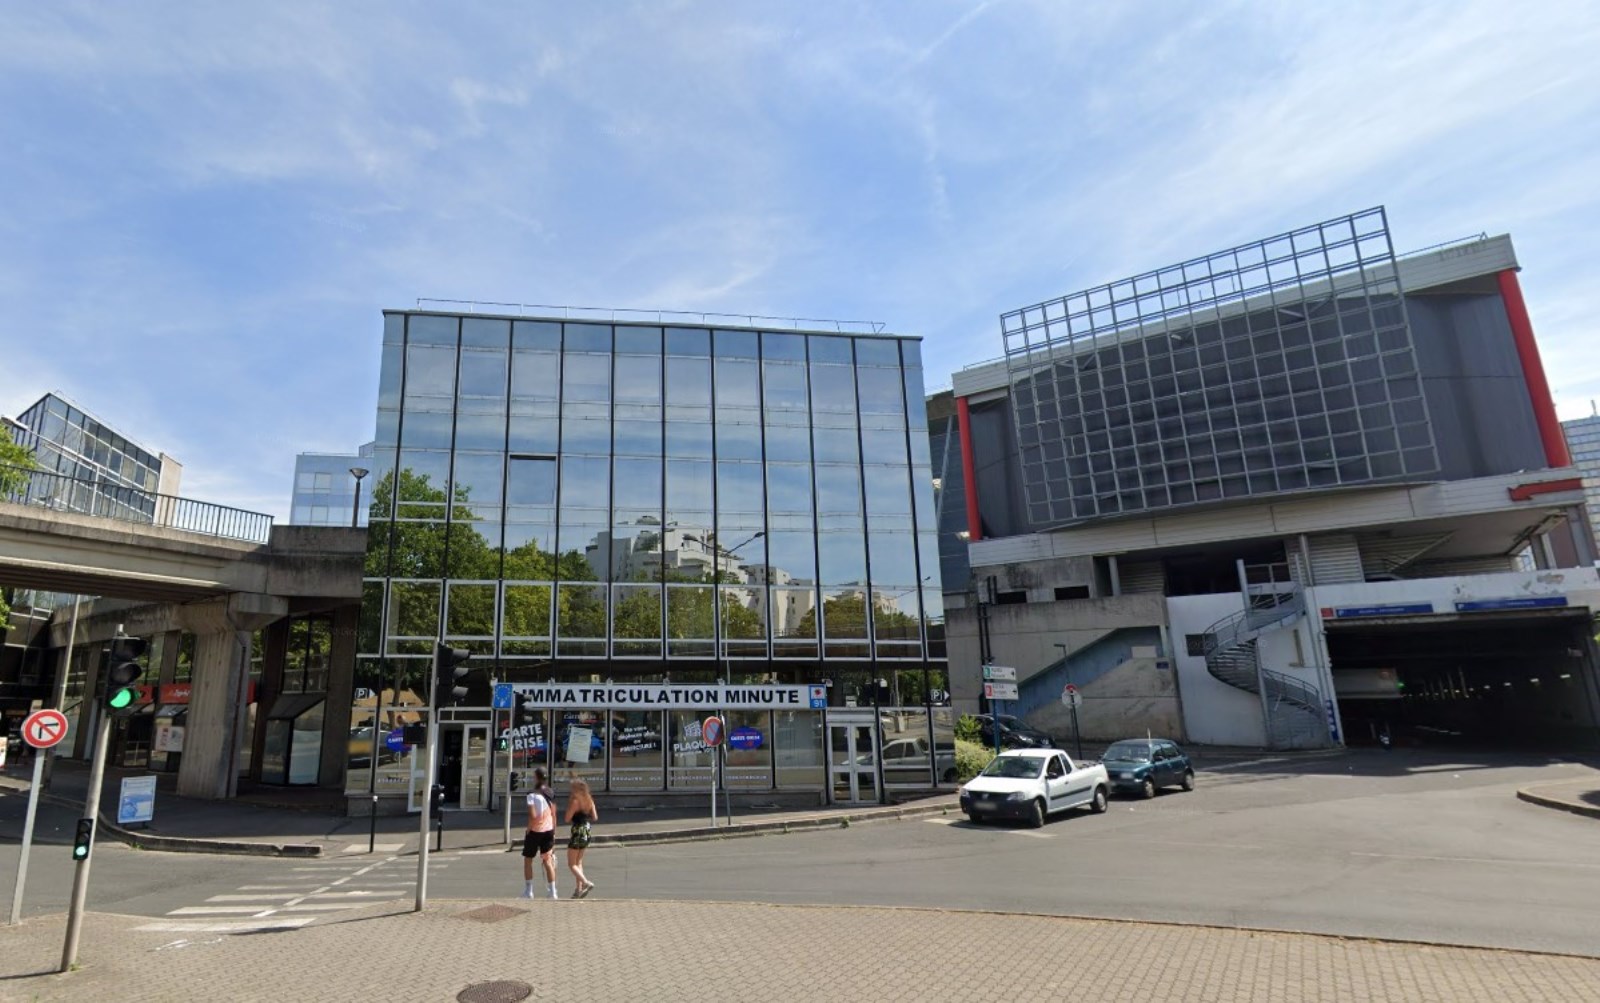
xmin=981 ymin=665 xmax=1017 ymax=682
xmin=983 ymin=682 xmax=1019 ymax=701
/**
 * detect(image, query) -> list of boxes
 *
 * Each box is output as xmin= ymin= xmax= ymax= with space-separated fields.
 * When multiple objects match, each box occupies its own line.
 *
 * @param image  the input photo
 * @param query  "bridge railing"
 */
xmin=0 ymin=463 xmax=274 ymax=544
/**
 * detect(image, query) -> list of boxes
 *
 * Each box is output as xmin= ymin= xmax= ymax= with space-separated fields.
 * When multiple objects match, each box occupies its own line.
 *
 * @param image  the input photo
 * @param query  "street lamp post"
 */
xmin=349 ymin=467 xmax=370 ymax=529
xmin=1054 ymin=642 xmax=1083 ymax=760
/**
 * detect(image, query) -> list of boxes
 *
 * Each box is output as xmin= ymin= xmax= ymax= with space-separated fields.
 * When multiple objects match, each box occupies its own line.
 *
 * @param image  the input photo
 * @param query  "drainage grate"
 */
xmin=456 ymin=905 xmax=525 ymax=924
xmin=457 ymin=981 xmax=533 ymax=1003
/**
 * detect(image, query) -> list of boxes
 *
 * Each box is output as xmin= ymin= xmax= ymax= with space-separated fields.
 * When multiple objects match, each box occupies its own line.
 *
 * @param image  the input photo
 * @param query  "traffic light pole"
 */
xmin=60 ymin=710 xmax=111 ymax=972
xmin=414 ymin=693 xmax=439 ymax=913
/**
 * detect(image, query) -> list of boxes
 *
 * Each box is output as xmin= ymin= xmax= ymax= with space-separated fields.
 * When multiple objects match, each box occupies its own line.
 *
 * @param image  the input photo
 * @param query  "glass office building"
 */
xmin=290 ymin=442 xmax=376 ymax=526
xmin=7 ymin=392 xmax=174 ymax=522
xmin=351 ymin=311 xmax=948 ymax=808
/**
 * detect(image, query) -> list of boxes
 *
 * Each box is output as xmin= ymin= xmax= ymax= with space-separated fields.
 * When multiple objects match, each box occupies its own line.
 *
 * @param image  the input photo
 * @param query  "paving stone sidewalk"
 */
xmin=4 ymin=899 xmax=1599 ymax=1003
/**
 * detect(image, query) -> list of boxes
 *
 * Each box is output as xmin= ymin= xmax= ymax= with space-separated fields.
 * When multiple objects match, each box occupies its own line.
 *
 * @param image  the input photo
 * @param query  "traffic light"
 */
xmin=513 ymin=691 xmax=530 ymax=728
xmin=104 ymin=635 xmax=147 ymax=712
xmin=434 ymin=643 xmax=471 ymax=708
xmin=72 ymin=818 xmax=94 ymax=861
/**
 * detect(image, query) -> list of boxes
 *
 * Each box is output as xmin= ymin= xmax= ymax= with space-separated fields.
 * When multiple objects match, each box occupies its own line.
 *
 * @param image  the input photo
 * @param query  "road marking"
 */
xmin=206 ymin=894 xmax=299 ymax=902
xmin=1350 ymin=851 xmax=1600 ymax=870
xmin=280 ymin=903 xmax=376 ymax=912
xmin=342 ymin=842 xmax=404 ymax=853
xmin=236 ymin=884 xmax=323 ymax=891
xmin=923 ymin=818 xmax=1053 ymax=838
xmin=167 ymin=906 xmax=277 ymax=915
xmin=135 ymin=918 xmax=317 ymax=933
xmin=455 ymin=848 xmax=503 ymax=855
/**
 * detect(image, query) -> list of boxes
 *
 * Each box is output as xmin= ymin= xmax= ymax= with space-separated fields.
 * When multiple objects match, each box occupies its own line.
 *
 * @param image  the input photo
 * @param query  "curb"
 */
xmin=590 ymin=798 xmax=960 ymax=846
xmin=10 ymin=781 xmax=957 ymax=857
xmin=34 ymin=789 xmax=324 ymax=858
xmin=1516 ymin=787 xmax=1600 ymax=821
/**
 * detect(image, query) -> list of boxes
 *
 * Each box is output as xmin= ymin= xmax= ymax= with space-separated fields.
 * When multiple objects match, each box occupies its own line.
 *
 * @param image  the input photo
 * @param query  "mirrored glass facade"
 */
xmin=353 ymin=312 xmax=948 ymax=797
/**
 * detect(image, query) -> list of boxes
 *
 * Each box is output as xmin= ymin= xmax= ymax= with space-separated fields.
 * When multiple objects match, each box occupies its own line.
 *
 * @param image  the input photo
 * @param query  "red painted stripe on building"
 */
xmin=1508 ymin=477 xmax=1583 ymax=502
xmin=955 ymin=396 xmax=982 ymax=543
xmin=1497 ymin=269 xmax=1572 ymax=468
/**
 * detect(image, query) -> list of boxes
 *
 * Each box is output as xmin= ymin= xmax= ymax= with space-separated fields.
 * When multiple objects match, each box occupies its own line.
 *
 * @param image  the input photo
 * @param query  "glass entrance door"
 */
xmin=458 ymin=724 xmax=489 ymax=809
xmin=827 ymin=713 xmax=878 ymax=805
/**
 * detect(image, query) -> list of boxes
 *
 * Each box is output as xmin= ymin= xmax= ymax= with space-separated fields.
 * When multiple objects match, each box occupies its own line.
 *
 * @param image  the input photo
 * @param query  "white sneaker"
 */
xmin=520 ymin=888 xmax=535 ymax=899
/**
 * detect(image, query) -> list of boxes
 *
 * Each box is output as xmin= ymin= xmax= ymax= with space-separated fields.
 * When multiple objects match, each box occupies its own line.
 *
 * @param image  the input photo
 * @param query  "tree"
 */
xmin=0 ymin=438 xmax=36 ymax=629
xmin=794 ymin=593 xmax=916 ymax=639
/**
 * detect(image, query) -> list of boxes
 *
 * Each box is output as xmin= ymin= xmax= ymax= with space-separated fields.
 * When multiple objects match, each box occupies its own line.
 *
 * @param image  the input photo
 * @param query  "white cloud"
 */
xmin=1 ymin=1 xmax=1597 ymax=516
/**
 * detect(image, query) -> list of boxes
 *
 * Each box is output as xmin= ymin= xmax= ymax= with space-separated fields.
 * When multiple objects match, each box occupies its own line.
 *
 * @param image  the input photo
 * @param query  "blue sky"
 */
xmin=3 ymin=2 xmax=1598 ymax=518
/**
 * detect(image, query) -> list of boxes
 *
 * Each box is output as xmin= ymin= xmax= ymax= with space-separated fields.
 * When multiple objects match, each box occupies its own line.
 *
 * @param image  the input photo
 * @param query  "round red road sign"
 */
xmin=702 ymin=715 xmax=725 ymax=747
xmin=22 ymin=708 xmax=69 ymax=749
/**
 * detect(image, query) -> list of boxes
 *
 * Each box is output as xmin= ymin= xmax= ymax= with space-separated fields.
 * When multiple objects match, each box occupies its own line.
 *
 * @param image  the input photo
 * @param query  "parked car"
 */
xmin=974 ymin=713 xmax=1055 ymax=750
xmin=958 ymin=748 xmax=1109 ymax=827
xmin=859 ymin=736 xmax=959 ymax=784
xmin=1101 ymin=738 xmax=1194 ymax=798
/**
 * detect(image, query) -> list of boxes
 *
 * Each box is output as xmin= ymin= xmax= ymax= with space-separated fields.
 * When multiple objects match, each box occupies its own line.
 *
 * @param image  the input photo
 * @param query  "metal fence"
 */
xmin=0 ymin=463 xmax=274 ymax=544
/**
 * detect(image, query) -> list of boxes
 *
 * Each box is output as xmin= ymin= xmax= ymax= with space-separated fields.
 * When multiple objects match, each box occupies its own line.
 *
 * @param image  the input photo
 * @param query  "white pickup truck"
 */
xmin=958 ymin=748 xmax=1110 ymax=827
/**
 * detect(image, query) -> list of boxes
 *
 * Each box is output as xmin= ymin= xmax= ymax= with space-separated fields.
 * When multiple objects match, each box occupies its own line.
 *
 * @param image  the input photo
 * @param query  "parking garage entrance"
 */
xmin=1326 ymin=607 xmax=1600 ymax=752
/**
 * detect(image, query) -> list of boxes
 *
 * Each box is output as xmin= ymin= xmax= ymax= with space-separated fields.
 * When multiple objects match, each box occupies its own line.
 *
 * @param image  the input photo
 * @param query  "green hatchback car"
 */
xmin=1101 ymin=738 xmax=1195 ymax=798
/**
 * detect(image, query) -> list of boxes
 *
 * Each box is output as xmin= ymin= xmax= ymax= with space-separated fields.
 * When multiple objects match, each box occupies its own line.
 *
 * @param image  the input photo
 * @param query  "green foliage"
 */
xmin=792 ymin=593 xmax=919 ymax=641
xmin=954 ymin=714 xmax=984 ymax=744
xmin=0 ymin=441 xmax=34 ymax=627
xmin=954 ymin=738 xmax=996 ymax=782
xmin=0 ymin=438 xmax=34 ymax=496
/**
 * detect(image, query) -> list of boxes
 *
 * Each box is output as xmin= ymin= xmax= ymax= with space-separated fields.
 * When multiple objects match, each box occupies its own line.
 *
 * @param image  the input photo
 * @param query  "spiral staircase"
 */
xmin=1200 ymin=563 xmax=1331 ymax=749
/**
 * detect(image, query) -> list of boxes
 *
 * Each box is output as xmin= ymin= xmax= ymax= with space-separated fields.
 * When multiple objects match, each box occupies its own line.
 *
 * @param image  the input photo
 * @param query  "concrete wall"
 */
xmin=1028 ymin=655 xmax=1183 ymax=747
xmin=947 ymin=593 xmax=1169 ymax=706
xmin=1168 ymin=592 xmax=1266 ymax=747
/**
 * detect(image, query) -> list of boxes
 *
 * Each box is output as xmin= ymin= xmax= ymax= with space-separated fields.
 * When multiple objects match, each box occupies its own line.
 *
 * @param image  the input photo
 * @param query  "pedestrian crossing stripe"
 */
xmin=135 ymin=918 xmax=317 ymax=933
xmin=342 ymin=842 xmax=404 ymax=853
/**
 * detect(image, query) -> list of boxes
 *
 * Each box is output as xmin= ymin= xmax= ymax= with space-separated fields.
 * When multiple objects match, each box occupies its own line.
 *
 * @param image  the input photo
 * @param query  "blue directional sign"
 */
xmin=1455 ymin=596 xmax=1567 ymax=612
xmin=1332 ymin=603 xmax=1434 ymax=619
xmin=492 ymin=683 xmax=514 ymax=709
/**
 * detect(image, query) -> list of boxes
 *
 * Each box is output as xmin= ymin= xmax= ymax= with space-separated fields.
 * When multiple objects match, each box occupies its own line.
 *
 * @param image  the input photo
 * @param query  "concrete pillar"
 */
xmin=319 ymin=604 xmax=359 ymax=788
xmin=176 ymin=593 xmax=286 ymax=800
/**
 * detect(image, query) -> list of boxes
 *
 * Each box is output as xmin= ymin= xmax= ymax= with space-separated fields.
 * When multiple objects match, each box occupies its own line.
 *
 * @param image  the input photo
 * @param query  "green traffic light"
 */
xmin=73 ymin=844 xmax=89 ymax=861
xmin=108 ymin=687 xmax=136 ymax=710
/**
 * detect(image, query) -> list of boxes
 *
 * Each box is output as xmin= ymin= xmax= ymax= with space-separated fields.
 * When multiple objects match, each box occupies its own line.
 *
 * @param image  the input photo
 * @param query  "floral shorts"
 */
xmin=569 ymin=820 xmax=592 ymax=850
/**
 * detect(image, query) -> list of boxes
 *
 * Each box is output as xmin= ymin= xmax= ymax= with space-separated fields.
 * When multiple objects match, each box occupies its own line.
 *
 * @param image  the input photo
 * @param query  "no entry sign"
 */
xmin=22 ymin=709 xmax=68 ymax=750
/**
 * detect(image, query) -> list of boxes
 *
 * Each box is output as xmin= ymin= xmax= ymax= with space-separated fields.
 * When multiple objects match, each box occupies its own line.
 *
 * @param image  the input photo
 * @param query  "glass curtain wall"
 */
xmin=353 ymin=313 xmax=946 ymax=795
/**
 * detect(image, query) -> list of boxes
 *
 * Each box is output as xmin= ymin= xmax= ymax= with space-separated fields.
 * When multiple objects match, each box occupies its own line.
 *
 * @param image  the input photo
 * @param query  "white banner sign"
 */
xmin=509 ymin=683 xmax=813 ymax=710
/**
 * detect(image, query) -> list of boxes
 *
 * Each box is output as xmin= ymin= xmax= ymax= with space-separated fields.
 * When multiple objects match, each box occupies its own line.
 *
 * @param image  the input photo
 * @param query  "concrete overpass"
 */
xmin=1 ymin=500 xmax=363 ymax=800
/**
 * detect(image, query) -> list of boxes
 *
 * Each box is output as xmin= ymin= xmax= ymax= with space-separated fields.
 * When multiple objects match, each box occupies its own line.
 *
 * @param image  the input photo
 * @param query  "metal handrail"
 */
xmin=0 ymin=463 xmax=273 ymax=544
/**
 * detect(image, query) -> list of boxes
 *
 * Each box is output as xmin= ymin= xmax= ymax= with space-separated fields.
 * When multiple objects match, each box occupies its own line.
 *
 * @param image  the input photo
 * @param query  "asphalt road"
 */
xmin=5 ymin=750 xmax=1598 ymax=955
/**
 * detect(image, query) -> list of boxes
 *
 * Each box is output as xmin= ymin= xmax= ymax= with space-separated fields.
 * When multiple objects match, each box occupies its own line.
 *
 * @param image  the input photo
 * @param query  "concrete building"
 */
xmin=936 ymin=208 xmax=1600 ymax=752
xmin=354 ymin=310 xmax=948 ymax=811
xmin=290 ymin=442 xmax=377 ymax=527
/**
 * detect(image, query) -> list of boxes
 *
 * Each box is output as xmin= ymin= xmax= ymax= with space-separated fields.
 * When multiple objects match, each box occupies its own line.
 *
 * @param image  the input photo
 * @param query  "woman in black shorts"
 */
xmin=566 ymin=778 xmax=599 ymax=898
